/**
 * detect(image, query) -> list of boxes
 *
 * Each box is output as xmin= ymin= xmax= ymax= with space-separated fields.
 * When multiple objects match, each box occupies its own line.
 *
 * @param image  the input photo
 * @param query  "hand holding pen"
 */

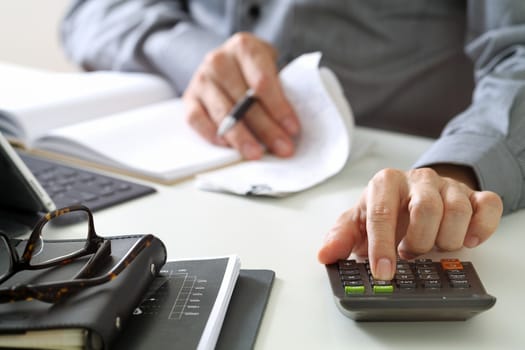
xmin=216 ymin=88 xmax=257 ymax=137
xmin=182 ymin=33 xmax=300 ymax=160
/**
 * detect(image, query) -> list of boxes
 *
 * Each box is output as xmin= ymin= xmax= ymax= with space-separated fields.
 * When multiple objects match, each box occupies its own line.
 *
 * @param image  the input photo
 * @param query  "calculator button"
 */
xmin=418 ymin=273 xmax=440 ymax=280
xmin=423 ymin=280 xmax=442 ymax=289
xmin=341 ymin=274 xmax=362 ymax=281
xmin=396 ymin=262 xmax=411 ymax=270
xmin=397 ymin=280 xmax=416 ymax=289
xmin=369 ymin=279 xmax=392 ymax=286
xmin=343 ymin=280 xmax=364 ymax=286
xmin=447 ymin=273 xmax=467 ymax=280
xmin=339 ymin=260 xmax=358 ymax=269
xmin=416 ymin=267 xmax=436 ymax=275
xmin=340 ymin=269 xmax=360 ymax=276
xmin=395 ymin=273 xmax=414 ymax=280
xmin=441 ymin=258 xmax=464 ymax=270
xmin=373 ymin=285 xmax=394 ymax=294
xmin=345 ymin=285 xmax=365 ymax=295
xmin=450 ymin=279 xmax=470 ymax=288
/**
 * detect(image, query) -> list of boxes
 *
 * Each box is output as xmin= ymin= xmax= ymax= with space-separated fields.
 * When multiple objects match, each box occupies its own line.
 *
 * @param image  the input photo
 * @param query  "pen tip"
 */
xmin=217 ymin=116 xmax=236 ymax=137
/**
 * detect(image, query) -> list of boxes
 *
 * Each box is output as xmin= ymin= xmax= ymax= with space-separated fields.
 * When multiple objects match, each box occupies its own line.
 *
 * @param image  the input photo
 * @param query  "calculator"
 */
xmin=326 ymin=258 xmax=496 ymax=321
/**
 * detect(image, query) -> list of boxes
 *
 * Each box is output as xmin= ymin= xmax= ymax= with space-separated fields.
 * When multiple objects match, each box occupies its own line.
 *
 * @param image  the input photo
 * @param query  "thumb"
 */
xmin=317 ymin=209 xmax=362 ymax=264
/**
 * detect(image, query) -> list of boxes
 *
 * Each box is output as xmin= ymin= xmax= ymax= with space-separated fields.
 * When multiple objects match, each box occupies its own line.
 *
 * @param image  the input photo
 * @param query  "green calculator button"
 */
xmin=373 ymin=285 xmax=394 ymax=294
xmin=345 ymin=285 xmax=365 ymax=294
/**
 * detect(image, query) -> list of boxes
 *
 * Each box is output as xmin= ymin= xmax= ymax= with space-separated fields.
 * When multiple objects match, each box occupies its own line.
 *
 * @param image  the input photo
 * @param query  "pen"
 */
xmin=216 ymin=88 xmax=257 ymax=137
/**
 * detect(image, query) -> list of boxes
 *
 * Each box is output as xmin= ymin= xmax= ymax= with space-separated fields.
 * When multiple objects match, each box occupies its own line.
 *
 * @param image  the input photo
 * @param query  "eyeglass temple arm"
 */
xmin=73 ymin=240 xmax=112 ymax=280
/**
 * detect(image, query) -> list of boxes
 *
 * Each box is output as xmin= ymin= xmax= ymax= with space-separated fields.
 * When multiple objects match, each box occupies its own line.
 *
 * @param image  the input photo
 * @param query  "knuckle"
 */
xmin=370 ymin=168 xmax=402 ymax=185
xmin=231 ymin=32 xmax=256 ymax=51
xmin=203 ymin=50 xmax=227 ymax=71
xmin=192 ymin=69 xmax=208 ymax=86
xmin=407 ymin=167 xmax=439 ymax=182
xmin=251 ymin=72 xmax=273 ymax=95
xmin=409 ymin=196 xmax=441 ymax=217
xmin=444 ymin=198 xmax=472 ymax=218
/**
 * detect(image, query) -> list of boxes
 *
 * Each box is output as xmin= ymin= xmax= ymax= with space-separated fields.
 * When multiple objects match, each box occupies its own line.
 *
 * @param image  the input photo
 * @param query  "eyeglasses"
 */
xmin=0 ymin=205 xmax=154 ymax=303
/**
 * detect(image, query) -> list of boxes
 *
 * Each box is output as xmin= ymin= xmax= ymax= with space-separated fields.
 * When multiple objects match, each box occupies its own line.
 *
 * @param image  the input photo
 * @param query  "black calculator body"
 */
xmin=326 ymin=258 xmax=496 ymax=321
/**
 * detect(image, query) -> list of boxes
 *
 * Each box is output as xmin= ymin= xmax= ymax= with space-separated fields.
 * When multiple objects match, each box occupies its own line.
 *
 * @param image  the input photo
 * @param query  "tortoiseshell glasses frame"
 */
xmin=0 ymin=205 xmax=153 ymax=303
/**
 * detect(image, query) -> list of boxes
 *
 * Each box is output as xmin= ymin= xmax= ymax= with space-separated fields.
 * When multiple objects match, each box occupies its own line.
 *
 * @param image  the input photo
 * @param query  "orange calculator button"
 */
xmin=441 ymin=258 xmax=464 ymax=270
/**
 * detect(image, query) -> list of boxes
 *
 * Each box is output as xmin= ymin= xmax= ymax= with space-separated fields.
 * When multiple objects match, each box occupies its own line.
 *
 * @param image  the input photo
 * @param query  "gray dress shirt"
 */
xmin=61 ymin=0 xmax=525 ymax=214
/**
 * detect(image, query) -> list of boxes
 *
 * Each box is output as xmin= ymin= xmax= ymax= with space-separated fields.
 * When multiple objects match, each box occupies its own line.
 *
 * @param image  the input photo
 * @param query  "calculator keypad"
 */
xmin=338 ymin=258 xmax=471 ymax=295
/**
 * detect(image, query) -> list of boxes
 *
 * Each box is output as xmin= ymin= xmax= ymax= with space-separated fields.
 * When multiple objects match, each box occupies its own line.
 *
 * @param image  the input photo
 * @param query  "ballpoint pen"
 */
xmin=216 ymin=88 xmax=257 ymax=137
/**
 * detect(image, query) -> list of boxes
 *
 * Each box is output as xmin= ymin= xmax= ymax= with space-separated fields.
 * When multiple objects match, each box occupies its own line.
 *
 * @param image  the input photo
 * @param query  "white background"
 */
xmin=0 ymin=0 xmax=76 ymax=71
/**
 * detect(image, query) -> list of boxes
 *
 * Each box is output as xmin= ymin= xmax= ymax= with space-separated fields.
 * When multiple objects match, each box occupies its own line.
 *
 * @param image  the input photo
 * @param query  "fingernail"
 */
xmin=464 ymin=235 xmax=480 ymax=248
xmin=283 ymin=118 xmax=299 ymax=135
xmin=241 ymin=142 xmax=262 ymax=160
xmin=375 ymin=258 xmax=393 ymax=280
xmin=273 ymin=138 xmax=293 ymax=156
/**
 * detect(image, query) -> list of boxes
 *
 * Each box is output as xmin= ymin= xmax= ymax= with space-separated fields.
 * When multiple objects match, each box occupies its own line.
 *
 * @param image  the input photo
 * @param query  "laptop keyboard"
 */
xmin=18 ymin=152 xmax=156 ymax=212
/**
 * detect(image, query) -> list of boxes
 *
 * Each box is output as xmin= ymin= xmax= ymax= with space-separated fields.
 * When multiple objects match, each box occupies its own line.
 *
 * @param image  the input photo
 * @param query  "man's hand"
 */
xmin=182 ymin=32 xmax=300 ymax=160
xmin=317 ymin=167 xmax=503 ymax=280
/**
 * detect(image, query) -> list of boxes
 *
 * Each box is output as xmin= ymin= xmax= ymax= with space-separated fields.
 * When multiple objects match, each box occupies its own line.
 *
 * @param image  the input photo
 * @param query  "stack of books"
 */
xmin=0 ymin=236 xmax=273 ymax=350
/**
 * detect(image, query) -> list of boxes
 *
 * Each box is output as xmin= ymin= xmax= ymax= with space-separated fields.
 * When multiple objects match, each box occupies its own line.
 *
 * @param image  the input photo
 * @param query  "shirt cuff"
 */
xmin=143 ymin=22 xmax=225 ymax=94
xmin=413 ymin=133 xmax=522 ymax=214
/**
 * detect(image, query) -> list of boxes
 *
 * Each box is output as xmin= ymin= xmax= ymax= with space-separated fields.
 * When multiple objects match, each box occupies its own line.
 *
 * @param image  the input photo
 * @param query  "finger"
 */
xmin=183 ymin=95 xmax=228 ymax=147
xmin=366 ymin=169 xmax=403 ymax=280
xmin=434 ymin=181 xmax=473 ymax=251
xmin=317 ymin=206 xmax=366 ymax=264
xmin=229 ymin=33 xmax=300 ymax=136
xmin=464 ymin=191 xmax=503 ymax=247
xmin=192 ymin=70 xmax=264 ymax=159
xmin=242 ymin=104 xmax=296 ymax=157
xmin=397 ymin=170 xmax=443 ymax=259
xmin=202 ymin=50 xmax=251 ymax=109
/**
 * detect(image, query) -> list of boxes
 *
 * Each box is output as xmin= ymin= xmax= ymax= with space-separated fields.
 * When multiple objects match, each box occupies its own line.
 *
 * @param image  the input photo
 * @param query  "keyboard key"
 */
xmin=17 ymin=152 xmax=156 ymax=221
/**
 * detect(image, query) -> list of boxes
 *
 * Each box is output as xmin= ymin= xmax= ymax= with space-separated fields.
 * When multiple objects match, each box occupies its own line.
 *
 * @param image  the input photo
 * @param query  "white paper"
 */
xmin=0 ymin=62 xmax=174 ymax=143
xmin=34 ymin=99 xmax=241 ymax=182
xmin=195 ymin=52 xmax=355 ymax=196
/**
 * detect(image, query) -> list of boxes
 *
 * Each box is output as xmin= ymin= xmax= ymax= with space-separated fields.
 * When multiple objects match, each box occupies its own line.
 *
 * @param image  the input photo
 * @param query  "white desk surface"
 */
xmin=55 ymin=126 xmax=524 ymax=349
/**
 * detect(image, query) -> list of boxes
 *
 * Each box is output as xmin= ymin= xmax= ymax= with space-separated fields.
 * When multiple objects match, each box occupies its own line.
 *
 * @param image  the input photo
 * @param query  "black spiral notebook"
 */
xmin=114 ymin=259 xmax=274 ymax=350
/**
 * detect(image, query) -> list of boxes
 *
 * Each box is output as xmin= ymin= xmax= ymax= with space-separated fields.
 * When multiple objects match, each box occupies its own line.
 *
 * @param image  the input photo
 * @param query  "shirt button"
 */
xmin=247 ymin=4 xmax=261 ymax=20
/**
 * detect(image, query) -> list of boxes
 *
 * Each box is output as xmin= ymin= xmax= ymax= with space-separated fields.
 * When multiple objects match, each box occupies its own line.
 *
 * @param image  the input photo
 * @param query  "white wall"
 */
xmin=0 ymin=0 xmax=77 ymax=72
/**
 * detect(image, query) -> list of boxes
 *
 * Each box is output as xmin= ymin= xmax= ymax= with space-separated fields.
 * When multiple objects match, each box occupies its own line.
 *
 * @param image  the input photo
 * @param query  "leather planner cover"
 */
xmin=0 ymin=234 xmax=167 ymax=350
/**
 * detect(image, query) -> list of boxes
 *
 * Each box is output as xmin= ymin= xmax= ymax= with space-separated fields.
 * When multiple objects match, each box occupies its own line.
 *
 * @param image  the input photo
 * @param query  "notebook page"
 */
xmin=0 ymin=62 xmax=174 ymax=143
xmin=33 ymin=99 xmax=241 ymax=182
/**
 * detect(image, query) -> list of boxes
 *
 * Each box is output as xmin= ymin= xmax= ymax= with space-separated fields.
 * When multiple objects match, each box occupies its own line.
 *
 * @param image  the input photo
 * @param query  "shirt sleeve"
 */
xmin=61 ymin=0 xmax=225 ymax=94
xmin=413 ymin=0 xmax=525 ymax=214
